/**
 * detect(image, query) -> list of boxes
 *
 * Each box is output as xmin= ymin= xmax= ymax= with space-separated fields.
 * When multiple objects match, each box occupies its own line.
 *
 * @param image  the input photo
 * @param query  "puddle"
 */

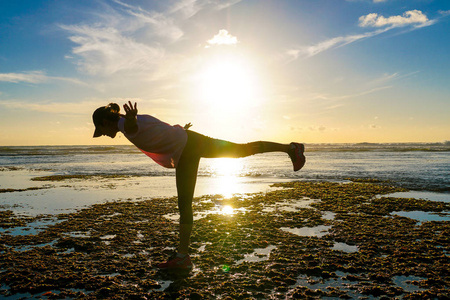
xmin=0 ymin=218 xmax=60 ymax=236
xmin=103 ymin=212 xmax=122 ymax=219
xmin=331 ymin=242 xmax=358 ymax=253
xmin=164 ymin=204 xmax=248 ymax=222
xmin=7 ymin=240 xmax=58 ymax=252
xmin=98 ymin=272 xmax=121 ymax=277
xmin=281 ymin=225 xmax=332 ymax=237
xmin=196 ymin=242 xmax=212 ymax=253
xmin=291 ymin=271 xmax=362 ymax=299
xmin=322 ymin=211 xmax=336 ymax=220
xmin=65 ymin=231 xmax=91 ymax=238
xmin=1 ymin=284 xmax=90 ymax=299
xmin=100 ymin=234 xmax=116 ymax=240
xmin=236 ymin=245 xmax=277 ymax=264
xmin=381 ymin=191 xmax=450 ymax=203
xmin=262 ymin=198 xmax=318 ymax=212
xmin=100 ymin=234 xmax=116 ymax=245
xmin=155 ymin=280 xmax=173 ymax=292
xmin=391 ymin=211 xmax=450 ymax=223
xmin=290 ymin=272 xmax=427 ymax=298
xmin=392 ymin=275 xmax=427 ymax=292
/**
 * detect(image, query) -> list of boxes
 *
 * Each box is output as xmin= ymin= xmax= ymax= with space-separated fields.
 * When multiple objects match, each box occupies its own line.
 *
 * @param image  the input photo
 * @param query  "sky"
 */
xmin=0 ymin=0 xmax=449 ymax=146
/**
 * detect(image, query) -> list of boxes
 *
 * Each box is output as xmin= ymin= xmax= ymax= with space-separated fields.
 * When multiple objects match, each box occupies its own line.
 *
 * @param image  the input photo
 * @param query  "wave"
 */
xmin=0 ymin=145 xmax=140 ymax=156
xmin=1 ymin=142 xmax=449 ymax=156
xmin=306 ymin=142 xmax=450 ymax=152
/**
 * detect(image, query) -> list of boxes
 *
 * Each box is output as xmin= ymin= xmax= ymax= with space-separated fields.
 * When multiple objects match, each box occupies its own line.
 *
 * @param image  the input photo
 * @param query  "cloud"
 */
xmin=359 ymin=10 xmax=432 ymax=28
xmin=61 ymin=0 xmax=244 ymax=76
xmin=309 ymin=125 xmax=327 ymax=132
xmin=286 ymin=10 xmax=436 ymax=61
xmin=207 ymin=30 xmax=238 ymax=46
xmin=113 ymin=0 xmax=184 ymax=42
xmin=0 ymin=71 xmax=48 ymax=84
xmin=0 ymin=71 xmax=86 ymax=85
xmin=168 ymin=0 xmax=243 ymax=18
xmin=287 ymin=27 xmax=389 ymax=60
xmin=61 ymin=24 xmax=165 ymax=76
xmin=0 ymin=99 xmax=99 ymax=114
xmin=368 ymin=71 xmax=419 ymax=85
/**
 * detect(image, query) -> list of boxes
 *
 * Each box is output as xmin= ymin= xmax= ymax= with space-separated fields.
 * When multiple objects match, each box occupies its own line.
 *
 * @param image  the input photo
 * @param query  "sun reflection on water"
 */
xmin=221 ymin=205 xmax=234 ymax=215
xmin=209 ymin=158 xmax=244 ymax=198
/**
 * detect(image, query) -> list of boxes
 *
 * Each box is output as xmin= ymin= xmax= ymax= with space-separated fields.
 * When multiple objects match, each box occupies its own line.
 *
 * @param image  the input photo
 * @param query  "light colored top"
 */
xmin=118 ymin=115 xmax=188 ymax=168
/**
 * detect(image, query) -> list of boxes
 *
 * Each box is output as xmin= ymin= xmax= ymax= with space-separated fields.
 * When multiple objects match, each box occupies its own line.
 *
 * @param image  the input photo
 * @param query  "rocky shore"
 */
xmin=1 ymin=180 xmax=449 ymax=299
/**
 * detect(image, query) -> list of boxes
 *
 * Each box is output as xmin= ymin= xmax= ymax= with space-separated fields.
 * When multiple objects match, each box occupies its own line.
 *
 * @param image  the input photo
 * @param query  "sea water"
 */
xmin=0 ymin=143 xmax=449 ymax=215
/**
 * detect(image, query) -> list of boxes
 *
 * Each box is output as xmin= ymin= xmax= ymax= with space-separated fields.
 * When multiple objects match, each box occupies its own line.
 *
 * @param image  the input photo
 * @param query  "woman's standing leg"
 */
xmin=158 ymin=151 xmax=199 ymax=269
xmin=175 ymin=154 xmax=200 ymax=254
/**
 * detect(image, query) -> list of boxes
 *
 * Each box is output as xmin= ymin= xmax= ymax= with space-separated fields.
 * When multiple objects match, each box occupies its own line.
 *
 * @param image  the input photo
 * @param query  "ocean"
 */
xmin=0 ymin=142 xmax=449 ymax=216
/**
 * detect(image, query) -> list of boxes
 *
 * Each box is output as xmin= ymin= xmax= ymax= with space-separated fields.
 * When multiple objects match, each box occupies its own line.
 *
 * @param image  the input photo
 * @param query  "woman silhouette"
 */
xmin=92 ymin=101 xmax=305 ymax=270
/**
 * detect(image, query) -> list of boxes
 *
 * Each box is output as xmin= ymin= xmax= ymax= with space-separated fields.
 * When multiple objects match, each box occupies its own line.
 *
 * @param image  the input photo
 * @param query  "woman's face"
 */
xmin=98 ymin=120 xmax=118 ymax=138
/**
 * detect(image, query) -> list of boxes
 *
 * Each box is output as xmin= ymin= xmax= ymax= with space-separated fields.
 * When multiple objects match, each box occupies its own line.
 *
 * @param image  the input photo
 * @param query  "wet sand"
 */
xmin=1 ymin=180 xmax=449 ymax=299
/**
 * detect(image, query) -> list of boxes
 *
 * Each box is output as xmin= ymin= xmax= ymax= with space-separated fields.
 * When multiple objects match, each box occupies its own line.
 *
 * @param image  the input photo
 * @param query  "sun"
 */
xmin=197 ymin=55 xmax=259 ymax=112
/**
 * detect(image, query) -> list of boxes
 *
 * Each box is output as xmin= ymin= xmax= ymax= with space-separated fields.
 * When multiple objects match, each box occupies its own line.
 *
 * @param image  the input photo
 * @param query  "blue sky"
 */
xmin=0 ymin=0 xmax=449 ymax=145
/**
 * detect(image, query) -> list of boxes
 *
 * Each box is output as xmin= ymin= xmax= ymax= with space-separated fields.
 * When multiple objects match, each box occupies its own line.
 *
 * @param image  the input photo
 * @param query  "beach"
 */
xmin=1 ymin=144 xmax=449 ymax=299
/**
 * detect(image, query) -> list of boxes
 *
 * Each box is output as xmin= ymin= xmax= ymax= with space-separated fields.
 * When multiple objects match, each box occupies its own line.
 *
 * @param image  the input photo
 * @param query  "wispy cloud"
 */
xmin=167 ymin=0 xmax=243 ymax=17
xmin=368 ymin=71 xmax=419 ymax=85
xmin=287 ymin=27 xmax=389 ymax=60
xmin=0 ymin=99 xmax=100 ymax=114
xmin=0 ymin=71 xmax=86 ymax=85
xmin=333 ymin=85 xmax=392 ymax=101
xmin=286 ymin=10 xmax=436 ymax=61
xmin=310 ymin=71 xmax=418 ymax=104
xmin=61 ymin=0 xmax=243 ymax=76
xmin=61 ymin=24 xmax=165 ymax=76
xmin=0 ymin=71 xmax=47 ymax=83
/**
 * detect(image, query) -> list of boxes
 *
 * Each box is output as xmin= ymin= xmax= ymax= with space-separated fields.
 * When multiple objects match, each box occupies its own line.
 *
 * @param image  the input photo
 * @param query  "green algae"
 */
xmin=0 ymin=181 xmax=448 ymax=299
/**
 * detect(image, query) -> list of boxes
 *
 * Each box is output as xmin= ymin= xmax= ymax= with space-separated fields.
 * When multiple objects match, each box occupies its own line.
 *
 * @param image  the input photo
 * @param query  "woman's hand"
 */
xmin=123 ymin=101 xmax=138 ymax=120
xmin=123 ymin=101 xmax=138 ymax=135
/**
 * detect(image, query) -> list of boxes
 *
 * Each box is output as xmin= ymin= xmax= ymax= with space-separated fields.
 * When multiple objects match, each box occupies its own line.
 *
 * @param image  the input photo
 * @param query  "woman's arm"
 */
xmin=123 ymin=101 xmax=138 ymax=135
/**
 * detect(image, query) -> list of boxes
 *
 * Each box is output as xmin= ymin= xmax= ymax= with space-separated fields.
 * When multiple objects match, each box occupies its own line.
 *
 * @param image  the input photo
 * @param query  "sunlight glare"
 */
xmin=210 ymin=158 xmax=244 ymax=198
xmin=198 ymin=56 xmax=258 ymax=112
xmin=221 ymin=205 xmax=234 ymax=215
xmin=212 ymin=158 xmax=243 ymax=176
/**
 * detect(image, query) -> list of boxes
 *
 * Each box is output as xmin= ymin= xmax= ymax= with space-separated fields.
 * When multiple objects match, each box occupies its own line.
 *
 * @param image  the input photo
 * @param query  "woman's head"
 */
xmin=92 ymin=103 xmax=121 ymax=138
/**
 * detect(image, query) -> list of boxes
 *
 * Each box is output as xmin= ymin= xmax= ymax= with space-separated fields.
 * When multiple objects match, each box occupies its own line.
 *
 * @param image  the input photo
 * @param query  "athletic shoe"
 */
xmin=289 ymin=143 xmax=306 ymax=171
xmin=157 ymin=253 xmax=193 ymax=270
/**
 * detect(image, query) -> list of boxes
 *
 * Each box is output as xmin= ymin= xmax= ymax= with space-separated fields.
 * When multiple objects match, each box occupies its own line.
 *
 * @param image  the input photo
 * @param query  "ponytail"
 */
xmin=104 ymin=103 xmax=121 ymax=122
xmin=107 ymin=103 xmax=120 ymax=114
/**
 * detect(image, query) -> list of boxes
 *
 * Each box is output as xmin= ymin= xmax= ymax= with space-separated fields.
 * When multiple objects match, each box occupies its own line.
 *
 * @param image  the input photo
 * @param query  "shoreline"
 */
xmin=1 ymin=180 xmax=449 ymax=299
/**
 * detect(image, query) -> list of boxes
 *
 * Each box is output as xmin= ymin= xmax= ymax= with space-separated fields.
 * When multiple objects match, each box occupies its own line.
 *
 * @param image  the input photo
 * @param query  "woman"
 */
xmin=92 ymin=101 xmax=305 ymax=270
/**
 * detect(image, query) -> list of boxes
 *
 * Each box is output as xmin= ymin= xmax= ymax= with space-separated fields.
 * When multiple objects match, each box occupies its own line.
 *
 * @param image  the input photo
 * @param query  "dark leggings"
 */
xmin=176 ymin=131 xmax=285 ymax=224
